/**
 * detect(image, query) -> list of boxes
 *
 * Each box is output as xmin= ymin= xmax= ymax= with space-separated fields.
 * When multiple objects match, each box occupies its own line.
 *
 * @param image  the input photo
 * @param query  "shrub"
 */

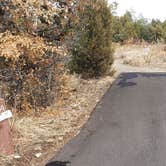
xmin=0 ymin=32 xmax=60 ymax=112
xmin=68 ymin=0 xmax=114 ymax=78
xmin=0 ymin=0 xmax=75 ymax=41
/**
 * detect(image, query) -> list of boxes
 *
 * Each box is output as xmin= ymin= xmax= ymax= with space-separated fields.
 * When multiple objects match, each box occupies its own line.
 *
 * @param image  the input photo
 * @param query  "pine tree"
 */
xmin=69 ymin=0 xmax=114 ymax=78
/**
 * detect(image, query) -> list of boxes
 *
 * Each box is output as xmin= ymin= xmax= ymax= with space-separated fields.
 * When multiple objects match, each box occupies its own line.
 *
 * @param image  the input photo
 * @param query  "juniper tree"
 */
xmin=69 ymin=0 xmax=114 ymax=78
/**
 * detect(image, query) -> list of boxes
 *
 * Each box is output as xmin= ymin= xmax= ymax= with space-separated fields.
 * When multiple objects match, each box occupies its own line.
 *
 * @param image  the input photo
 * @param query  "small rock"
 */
xmin=14 ymin=155 xmax=21 ymax=159
xmin=58 ymin=137 xmax=63 ymax=141
xmin=34 ymin=145 xmax=42 ymax=151
xmin=35 ymin=153 xmax=42 ymax=158
xmin=47 ymin=139 xmax=54 ymax=143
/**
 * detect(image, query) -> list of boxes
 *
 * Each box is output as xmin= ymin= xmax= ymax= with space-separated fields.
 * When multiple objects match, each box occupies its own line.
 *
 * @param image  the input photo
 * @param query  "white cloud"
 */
xmin=108 ymin=0 xmax=166 ymax=21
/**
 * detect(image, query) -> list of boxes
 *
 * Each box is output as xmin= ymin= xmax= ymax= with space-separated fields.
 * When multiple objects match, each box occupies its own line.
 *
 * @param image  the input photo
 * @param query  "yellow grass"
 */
xmin=115 ymin=43 xmax=166 ymax=68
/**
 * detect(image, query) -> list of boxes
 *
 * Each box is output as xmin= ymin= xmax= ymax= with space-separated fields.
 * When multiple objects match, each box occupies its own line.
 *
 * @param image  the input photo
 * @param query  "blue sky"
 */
xmin=108 ymin=0 xmax=166 ymax=21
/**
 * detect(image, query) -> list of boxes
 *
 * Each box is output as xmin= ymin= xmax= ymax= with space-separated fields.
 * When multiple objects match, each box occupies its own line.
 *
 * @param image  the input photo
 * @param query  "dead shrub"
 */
xmin=0 ymin=32 xmax=62 ymax=112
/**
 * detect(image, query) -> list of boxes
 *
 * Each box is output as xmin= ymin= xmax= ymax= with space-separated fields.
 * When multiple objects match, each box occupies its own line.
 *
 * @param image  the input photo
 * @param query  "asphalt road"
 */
xmin=46 ymin=72 xmax=166 ymax=166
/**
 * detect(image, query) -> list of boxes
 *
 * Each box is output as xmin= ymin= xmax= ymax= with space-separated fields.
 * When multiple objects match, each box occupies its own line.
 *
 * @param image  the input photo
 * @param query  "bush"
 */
xmin=0 ymin=0 xmax=75 ymax=41
xmin=0 ymin=32 xmax=60 ymax=112
xmin=68 ymin=0 xmax=114 ymax=78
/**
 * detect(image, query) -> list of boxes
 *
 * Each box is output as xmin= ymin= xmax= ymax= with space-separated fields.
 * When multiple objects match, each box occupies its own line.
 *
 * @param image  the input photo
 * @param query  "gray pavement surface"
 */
xmin=46 ymin=72 xmax=166 ymax=166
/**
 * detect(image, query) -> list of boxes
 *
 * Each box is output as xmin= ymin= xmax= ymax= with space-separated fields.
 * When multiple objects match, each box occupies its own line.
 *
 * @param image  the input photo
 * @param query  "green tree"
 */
xmin=112 ymin=10 xmax=166 ymax=43
xmin=162 ymin=20 xmax=166 ymax=42
xmin=69 ymin=0 xmax=114 ymax=78
xmin=134 ymin=16 xmax=148 ymax=41
xmin=112 ymin=11 xmax=136 ymax=43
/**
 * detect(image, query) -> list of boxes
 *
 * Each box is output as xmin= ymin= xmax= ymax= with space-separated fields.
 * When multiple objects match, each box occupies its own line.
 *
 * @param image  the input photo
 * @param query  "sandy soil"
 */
xmin=114 ymin=44 xmax=166 ymax=74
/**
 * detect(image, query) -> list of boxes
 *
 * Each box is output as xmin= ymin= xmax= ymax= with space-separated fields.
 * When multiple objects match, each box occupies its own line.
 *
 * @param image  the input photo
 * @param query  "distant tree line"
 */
xmin=112 ymin=10 xmax=166 ymax=43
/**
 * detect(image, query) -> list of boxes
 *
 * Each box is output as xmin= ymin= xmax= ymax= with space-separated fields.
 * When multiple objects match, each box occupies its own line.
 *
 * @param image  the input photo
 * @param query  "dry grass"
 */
xmin=114 ymin=43 xmax=166 ymax=68
xmin=0 ymin=74 xmax=114 ymax=166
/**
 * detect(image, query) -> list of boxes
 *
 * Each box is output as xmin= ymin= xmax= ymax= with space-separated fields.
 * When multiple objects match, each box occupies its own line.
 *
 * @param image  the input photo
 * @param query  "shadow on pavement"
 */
xmin=117 ymin=72 xmax=166 ymax=88
xmin=118 ymin=73 xmax=138 ymax=88
xmin=45 ymin=161 xmax=70 ymax=166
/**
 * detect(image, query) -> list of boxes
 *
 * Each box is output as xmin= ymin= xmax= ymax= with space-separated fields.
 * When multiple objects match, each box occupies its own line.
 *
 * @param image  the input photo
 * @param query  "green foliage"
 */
xmin=69 ymin=0 xmax=114 ymax=78
xmin=162 ymin=21 xmax=166 ymax=42
xmin=112 ymin=10 xmax=166 ymax=43
xmin=112 ymin=11 xmax=136 ymax=43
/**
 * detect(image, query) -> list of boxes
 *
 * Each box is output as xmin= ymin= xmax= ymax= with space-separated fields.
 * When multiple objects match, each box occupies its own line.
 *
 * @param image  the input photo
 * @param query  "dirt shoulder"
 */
xmin=0 ymin=75 xmax=114 ymax=166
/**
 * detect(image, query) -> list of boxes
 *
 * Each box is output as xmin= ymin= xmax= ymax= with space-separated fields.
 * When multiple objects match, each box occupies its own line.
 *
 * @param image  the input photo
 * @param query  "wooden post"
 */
xmin=0 ymin=98 xmax=13 ymax=155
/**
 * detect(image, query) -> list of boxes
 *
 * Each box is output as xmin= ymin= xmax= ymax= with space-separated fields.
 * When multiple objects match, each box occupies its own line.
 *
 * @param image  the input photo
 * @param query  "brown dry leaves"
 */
xmin=0 ymin=31 xmax=46 ymax=60
xmin=11 ymin=0 xmax=61 ymax=23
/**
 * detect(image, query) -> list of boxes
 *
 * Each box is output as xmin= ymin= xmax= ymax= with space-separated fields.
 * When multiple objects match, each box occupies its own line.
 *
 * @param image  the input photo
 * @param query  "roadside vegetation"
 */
xmin=68 ymin=0 xmax=114 ymax=78
xmin=0 ymin=0 xmax=166 ymax=165
xmin=112 ymin=4 xmax=166 ymax=43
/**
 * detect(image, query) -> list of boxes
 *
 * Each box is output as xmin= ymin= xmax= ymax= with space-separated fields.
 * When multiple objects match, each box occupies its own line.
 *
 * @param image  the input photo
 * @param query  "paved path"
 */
xmin=46 ymin=72 xmax=166 ymax=166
